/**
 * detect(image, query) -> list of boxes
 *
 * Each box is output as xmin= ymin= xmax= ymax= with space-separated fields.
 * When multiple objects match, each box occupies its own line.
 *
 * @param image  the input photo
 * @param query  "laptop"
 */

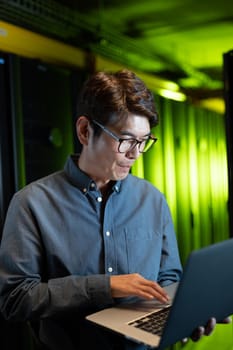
xmin=86 ymin=238 xmax=233 ymax=349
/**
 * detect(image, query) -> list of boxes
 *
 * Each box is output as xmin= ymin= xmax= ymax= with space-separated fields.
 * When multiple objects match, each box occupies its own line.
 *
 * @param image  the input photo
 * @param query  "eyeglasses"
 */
xmin=92 ymin=120 xmax=157 ymax=153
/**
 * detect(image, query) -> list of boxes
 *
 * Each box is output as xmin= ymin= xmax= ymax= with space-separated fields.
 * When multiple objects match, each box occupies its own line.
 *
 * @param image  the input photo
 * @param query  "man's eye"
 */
xmin=123 ymin=139 xmax=135 ymax=144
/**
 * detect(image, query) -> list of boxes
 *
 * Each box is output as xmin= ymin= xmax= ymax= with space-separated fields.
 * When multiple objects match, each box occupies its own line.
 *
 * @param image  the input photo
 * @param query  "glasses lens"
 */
xmin=119 ymin=139 xmax=136 ymax=153
xmin=118 ymin=137 xmax=157 ymax=153
xmin=140 ymin=138 xmax=156 ymax=153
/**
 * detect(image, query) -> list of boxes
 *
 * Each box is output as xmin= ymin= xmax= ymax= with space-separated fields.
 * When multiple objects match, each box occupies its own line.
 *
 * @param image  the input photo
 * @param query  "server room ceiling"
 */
xmin=1 ymin=0 xmax=233 ymax=106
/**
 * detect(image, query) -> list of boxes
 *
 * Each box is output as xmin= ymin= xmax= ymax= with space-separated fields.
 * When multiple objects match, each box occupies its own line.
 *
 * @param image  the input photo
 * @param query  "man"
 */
xmin=0 ymin=70 xmax=229 ymax=350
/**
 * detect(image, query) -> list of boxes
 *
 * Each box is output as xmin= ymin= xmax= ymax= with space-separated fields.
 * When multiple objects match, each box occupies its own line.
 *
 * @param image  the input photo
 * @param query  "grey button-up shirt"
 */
xmin=0 ymin=154 xmax=182 ymax=349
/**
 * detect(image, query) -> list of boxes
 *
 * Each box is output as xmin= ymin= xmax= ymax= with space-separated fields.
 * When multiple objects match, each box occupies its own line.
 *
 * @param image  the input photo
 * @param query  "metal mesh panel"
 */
xmin=0 ymin=0 xmax=94 ymax=41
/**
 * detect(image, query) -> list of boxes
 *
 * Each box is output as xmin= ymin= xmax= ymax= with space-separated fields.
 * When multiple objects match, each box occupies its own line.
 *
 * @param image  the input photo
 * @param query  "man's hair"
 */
xmin=76 ymin=69 xmax=159 ymax=133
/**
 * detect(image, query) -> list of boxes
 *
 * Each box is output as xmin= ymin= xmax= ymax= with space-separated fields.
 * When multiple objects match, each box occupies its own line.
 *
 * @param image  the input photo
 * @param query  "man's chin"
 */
xmin=115 ymin=171 xmax=130 ymax=180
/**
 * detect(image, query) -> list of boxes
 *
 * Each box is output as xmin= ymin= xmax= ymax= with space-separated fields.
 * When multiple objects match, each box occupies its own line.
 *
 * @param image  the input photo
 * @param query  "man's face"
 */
xmin=81 ymin=114 xmax=151 ymax=185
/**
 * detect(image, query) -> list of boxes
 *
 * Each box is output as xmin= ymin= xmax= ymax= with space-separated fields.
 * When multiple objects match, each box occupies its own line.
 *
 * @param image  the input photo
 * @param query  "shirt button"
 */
xmin=106 ymin=231 xmax=111 ymax=236
xmin=97 ymin=196 xmax=102 ymax=202
xmin=108 ymin=267 xmax=113 ymax=273
xmin=90 ymin=183 xmax=95 ymax=189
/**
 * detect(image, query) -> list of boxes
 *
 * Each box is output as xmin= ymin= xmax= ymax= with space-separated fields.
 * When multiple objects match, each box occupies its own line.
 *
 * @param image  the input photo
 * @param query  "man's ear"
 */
xmin=76 ymin=116 xmax=90 ymax=145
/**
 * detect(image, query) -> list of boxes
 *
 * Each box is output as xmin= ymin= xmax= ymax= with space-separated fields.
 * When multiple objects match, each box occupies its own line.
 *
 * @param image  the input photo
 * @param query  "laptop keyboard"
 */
xmin=128 ymin=306 xmax=171 ymax=336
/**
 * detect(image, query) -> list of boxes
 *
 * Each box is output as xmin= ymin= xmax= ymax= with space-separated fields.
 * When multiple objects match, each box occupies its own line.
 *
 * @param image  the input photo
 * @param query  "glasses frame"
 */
xmin=92 ymin=119 xmax=157 ymax=153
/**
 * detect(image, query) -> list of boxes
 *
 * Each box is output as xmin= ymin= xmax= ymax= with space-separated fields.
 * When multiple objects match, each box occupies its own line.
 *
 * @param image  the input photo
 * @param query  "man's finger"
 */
xmin=181 ymin=337 xmax=188 ymax=345
xmin=204 ymin=317 xmax=216 ymax=336
xmin=191 ymin=326 xmax=205 ymax=342
xmin=218 ymin=316 xmax=232 ymax=324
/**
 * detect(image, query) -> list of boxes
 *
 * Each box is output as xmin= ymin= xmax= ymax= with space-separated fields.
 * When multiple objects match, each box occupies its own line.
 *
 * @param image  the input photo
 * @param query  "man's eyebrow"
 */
xmin=120 ymin=130 xmax=151 ymax=138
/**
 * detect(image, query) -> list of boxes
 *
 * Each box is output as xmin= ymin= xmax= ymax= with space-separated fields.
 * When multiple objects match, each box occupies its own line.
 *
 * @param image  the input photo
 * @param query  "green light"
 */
xmin=158 ymin=88 xmax=186 ymax=102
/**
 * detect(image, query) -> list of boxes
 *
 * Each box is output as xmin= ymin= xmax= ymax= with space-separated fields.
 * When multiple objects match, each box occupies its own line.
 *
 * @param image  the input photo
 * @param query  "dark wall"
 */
xmin=14 ymin=55 xmax=85 ymax=186
xmin=0 ymin=53 xmax=15 ymax=234
xmin=224 ymin=50 xmax=233 ymax=237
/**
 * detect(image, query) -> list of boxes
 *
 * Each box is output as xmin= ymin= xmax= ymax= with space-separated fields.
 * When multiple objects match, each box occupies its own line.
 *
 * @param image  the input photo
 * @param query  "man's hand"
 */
xmin=111 ymin=275 xmax=232 ymax=344
xmin=110 ymin=273 xmax=170 ymax=303
xmin=182 ymin=316 xmax=232 ymax=344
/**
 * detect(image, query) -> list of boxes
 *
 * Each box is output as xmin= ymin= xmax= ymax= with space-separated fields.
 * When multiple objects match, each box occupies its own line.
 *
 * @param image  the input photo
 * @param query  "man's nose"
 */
xmin=125 ymin=144 xmax=141 ymax=159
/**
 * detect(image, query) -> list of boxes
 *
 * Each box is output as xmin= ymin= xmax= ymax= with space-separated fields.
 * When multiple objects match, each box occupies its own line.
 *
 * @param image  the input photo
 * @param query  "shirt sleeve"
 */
xmin=0 ymin=193 xmax=114 ymax=322
xmin=157 ymin=199 xmax=183 ymax=286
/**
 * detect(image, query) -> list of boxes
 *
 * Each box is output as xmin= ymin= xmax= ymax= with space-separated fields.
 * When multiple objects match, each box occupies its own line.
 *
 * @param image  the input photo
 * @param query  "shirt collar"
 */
xmin=64 ymin=154 xmax=122 ymax=194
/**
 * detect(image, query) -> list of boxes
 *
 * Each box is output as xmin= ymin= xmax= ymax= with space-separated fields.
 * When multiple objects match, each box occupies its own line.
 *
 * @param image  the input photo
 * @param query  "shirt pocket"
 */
xmin=124 ymin=227 xmax=162 ymax=281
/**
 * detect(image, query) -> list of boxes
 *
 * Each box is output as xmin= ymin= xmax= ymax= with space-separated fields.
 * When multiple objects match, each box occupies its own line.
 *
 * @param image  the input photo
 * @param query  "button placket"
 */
xmin=102 ymin=196 xmax=116 ymax=275
xmin=105 ymin=230 xmax=113 ymax=273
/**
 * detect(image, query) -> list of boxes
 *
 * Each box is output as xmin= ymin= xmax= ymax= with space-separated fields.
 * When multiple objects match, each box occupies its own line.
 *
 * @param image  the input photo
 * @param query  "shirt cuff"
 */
xmin=87 ymin=274 xmax=114 ymax=307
